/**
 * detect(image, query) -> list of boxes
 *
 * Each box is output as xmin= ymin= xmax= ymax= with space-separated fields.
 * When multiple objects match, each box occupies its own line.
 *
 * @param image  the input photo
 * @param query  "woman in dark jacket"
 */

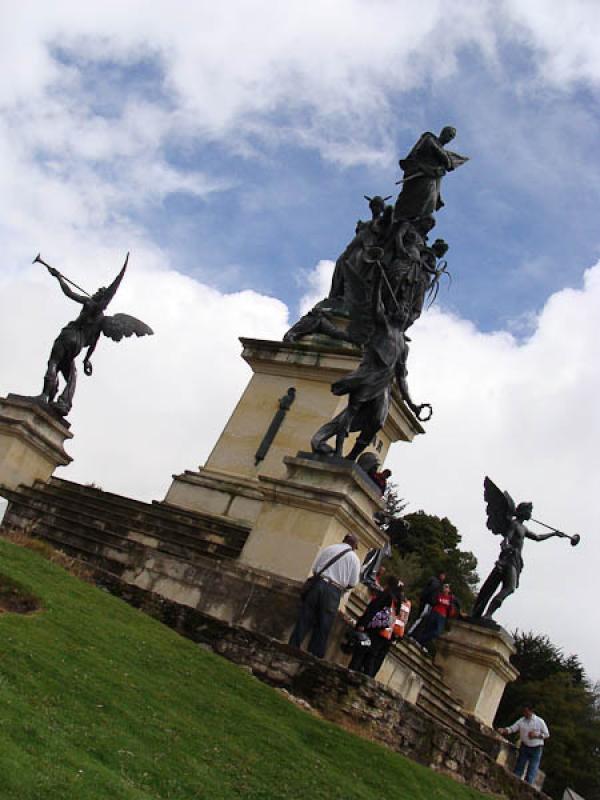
xmin=348 ymin=575 xmax=403 ymax=677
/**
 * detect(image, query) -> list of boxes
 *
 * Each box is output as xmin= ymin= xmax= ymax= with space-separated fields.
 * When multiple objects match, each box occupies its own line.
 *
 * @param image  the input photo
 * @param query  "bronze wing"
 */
xmin=101 ymin=313 xmax=154 ymax=342
xmin=484 ymin=476 xmax=515 ymax=536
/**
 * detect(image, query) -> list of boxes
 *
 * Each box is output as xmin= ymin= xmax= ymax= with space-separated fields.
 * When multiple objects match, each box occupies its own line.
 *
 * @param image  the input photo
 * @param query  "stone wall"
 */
xmin=98 ymin=571 xmax=549 ymax=800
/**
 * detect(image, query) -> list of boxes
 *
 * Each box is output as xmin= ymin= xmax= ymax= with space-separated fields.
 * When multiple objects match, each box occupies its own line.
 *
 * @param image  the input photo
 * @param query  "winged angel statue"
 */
xmin=472 ymin=477 xmax=560 ymax=620
xmin=39 ymin=254 xmax=153 ymax=416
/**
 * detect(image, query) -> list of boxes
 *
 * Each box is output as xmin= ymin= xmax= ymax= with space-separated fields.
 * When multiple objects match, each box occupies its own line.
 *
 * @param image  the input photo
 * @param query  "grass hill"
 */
xmin=0 ymin=538 xmax=492 ymax=800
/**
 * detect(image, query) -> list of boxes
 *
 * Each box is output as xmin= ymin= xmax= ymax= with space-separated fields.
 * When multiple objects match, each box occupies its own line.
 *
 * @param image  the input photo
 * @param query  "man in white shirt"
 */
xmin=498 ymin=703 xmax=550 ymax=785
xmin=289 ymin=534 xmax=360 ymax=658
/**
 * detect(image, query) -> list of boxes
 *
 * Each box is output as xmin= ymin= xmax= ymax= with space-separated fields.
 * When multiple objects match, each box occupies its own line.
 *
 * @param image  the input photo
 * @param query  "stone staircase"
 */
xmin=0 ymin=477 xmax=251 ymax=576
xmin=411 ymin=650 xmax=470 ymax=736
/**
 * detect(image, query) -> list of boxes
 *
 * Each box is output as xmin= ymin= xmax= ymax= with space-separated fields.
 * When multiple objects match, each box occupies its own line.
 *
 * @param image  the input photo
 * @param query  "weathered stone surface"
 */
xmin=164 ymin=336 xmax=423 ymax=533
xmin=239 ymin=453 xmax=387 ymax=582
xmin=0 ymin=395 xmax=72 ymax=490
xmin=434 ymin=618 xmax=519 ymax=727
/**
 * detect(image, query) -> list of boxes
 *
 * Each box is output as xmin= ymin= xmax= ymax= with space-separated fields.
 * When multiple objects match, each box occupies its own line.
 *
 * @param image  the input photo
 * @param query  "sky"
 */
xmin=0 ymin=1 xmax=599 ymax=679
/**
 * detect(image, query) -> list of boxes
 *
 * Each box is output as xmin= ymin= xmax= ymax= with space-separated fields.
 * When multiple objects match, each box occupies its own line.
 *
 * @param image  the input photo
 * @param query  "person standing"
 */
xmin=413 ymin=583 xmax=458 ymax=649
xmin=498 ymin=703 xmax=550 ymax=785
xmin=348 ymin=575 xmax=402 ymax=677
xmin=407 ymin=570 xmax=446 ymax=638
xmin=289 ymin=534 xmax=360 ymax=658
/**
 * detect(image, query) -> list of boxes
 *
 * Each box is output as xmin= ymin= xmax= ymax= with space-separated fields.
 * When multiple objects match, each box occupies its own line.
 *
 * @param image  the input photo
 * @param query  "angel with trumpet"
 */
xmin=472 ymin=476 xmax=580 ymax=620
xmin=34 ymin=253 xmax=153 ymax=416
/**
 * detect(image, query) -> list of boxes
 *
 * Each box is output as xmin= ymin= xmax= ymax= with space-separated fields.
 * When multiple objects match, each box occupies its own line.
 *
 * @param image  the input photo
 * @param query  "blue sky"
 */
xmin=42 ymin=25 xmax=600 ymax=334
xmin=1 ymin=1 xmax=600 ymax=676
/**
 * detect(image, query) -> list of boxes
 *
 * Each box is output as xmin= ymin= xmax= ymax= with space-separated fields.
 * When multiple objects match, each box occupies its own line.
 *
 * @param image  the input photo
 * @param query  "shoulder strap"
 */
xmin=314 ymin=546 xmax=353 ymax=577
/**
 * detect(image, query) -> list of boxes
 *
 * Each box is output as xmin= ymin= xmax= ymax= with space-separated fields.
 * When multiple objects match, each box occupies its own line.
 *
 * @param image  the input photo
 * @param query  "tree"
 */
xmin=496 ymin=631 xmax=600 ymax=799
xmin=379 ymin=490 xmax=479 ymax=611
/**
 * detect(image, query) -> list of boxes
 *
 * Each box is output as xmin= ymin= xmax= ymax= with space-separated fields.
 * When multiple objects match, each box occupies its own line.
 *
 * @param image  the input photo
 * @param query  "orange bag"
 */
xmin=378 ymin=599 xmax=412 ymax=640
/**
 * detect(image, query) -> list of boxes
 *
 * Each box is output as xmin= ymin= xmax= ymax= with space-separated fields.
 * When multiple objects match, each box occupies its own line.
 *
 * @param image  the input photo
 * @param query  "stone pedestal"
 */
xmin=239 ymin=452 xmax=386 ymax=586
xmin=434 ymin=619 xmax=519 ymax=727
xmin=0 ymin=394 xmax=72 ymax=490
xmin=165 ymin=335 xmax=423 ymax=526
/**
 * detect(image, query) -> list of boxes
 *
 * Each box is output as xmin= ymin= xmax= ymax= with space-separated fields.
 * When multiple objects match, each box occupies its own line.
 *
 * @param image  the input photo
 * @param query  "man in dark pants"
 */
xmin=349 ymin=575 xmax=402 ymax=677
xmin=289 ymin=534 xmax=360 ymax=658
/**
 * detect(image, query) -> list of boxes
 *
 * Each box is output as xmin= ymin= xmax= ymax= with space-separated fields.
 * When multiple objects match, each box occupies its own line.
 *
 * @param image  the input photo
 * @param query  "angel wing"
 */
xmin=484 ymin=476 xmax=516 ymax=536
xmin=101 ymin=313 xmax=154 ymax=342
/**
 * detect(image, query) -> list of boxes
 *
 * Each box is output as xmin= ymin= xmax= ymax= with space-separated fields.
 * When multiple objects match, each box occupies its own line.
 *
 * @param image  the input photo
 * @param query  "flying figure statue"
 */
xmin=36 ymin=253 xmax=153 ymax=416
xmin=472 ymin=477 xmax=579 ymax=620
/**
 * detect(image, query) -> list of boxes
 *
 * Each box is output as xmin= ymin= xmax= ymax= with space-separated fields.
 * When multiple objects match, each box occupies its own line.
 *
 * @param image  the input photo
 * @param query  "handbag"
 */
xmin=300 ymin=546 xmax=353 ymax=599
xmin=368 ymin=606 xmax=393 ymax=630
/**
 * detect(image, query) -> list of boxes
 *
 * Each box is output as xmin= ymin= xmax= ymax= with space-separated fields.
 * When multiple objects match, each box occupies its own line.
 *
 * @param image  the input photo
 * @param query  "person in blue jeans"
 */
xmin=498 ymin=703 xmax=550 ymax=785
xmin=412 ymin=583 xmax=458 ymax=650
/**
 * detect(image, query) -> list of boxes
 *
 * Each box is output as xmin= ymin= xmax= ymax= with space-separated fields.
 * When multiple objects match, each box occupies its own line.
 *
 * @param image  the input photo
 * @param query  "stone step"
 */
xmin=389 ymin=638 xmax=466 ymax=716
xmin=418 ymin=686 xmax=467 ymax=735
xmin=48 ymin=477 xmax=250 ymax=550
xmin=2 ymin=486 xmax=239 ymax=566
xmin=19 ymin=482 xmax=245 ymax=561
xmin=2 ymin=500 xmax=130 ymax=577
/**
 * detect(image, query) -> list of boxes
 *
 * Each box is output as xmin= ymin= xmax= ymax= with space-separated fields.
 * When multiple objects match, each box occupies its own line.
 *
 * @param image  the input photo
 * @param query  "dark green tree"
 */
xmin=496 ymin=631 xmax=600 ymax=799
xmin=379 ymin=490 xmax=478 ymax=611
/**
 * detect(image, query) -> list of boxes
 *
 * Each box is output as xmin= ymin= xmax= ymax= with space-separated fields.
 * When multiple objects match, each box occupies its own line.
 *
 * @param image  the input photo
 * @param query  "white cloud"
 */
xmin=0 ymin=251 xmax=288 ymax=502
xmin=298 ymin=254 xmax=600 ymax=675
xmin=387 ymin=266 xmax=600 ymax=678
xmin=298 ymin=259 xmax=336 ymax=315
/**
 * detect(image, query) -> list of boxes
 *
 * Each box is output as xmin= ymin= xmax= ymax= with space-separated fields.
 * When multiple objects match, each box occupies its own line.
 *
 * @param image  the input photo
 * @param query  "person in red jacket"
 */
xmin=413 ymin=583 xmax=459 ymax=649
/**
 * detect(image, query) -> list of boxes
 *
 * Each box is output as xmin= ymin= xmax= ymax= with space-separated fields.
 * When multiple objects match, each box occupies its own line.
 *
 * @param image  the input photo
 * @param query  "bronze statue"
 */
xmin=394 ymin=126 xmax=468 ymax=221
xmin=36 ymin=253 xmax=153 ymax=416
xmin=283 ymin=195 xmax=395 ymax=347
xmin=311 ymin=255 xmax=431 ymax=461
xmin=472 ymin=477 xmax=579 ymax=620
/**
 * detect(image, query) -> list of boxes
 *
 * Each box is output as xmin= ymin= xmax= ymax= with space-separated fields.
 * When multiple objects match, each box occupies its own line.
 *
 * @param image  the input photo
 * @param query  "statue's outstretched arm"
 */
xmin=525 ymin=529 xmax=558 ymax=543
xmin=51 ymin=270 xmax=86 ymax=304
xmin=396 ymin=348 xmax=433 ymax=421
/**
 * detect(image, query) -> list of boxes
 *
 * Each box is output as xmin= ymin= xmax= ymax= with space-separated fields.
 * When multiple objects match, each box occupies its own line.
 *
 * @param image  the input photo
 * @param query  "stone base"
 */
xmin=434 ymin=618 xmax=519 ymax=727
xmin=239 ymin=452 xmax=386 ymax=585
xmin=165 ymin=467 xmax=264 ymax=524
xmin=0 ymin=394 xmax=72 ymax=491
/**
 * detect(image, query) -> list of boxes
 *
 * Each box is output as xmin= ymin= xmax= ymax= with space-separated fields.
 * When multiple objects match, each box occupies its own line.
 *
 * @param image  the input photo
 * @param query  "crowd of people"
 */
xmin=288 ymin=534 xmax=460 ymax=679
xmin=288 ymin=533 xmax=550 ymax=787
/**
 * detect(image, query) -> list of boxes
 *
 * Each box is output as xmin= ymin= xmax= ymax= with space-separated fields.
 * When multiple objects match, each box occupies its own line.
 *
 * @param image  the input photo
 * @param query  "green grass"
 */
xmin=0 ymin=539 xmax=492 ymax=800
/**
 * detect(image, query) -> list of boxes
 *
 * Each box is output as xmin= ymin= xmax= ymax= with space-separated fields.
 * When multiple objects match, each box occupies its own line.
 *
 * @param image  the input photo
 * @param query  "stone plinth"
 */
xmin=239 ymin=452 xmax=386 ymax=586
xmin=434 ymin=619 xmax=519 ymax=727
xmin=165 ymin=336 xmax=423 ymax=525
xmin=0 ymin=395 xmax=72 ymax=491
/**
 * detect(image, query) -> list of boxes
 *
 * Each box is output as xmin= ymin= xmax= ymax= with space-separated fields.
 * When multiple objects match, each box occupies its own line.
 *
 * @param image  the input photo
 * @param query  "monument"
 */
xmin=434 ymin=476 xmax=580 ymax=726
xmin=163 ymin=127 xmax=468 ymax=582
xmin=0 ymin=254 xmax=153 ymax=490
xmin=35 ymin=252 xmax=153 ymax=418
xmin=472 ymin=476 xmax=580 ymax=619
xmin=1 ymin=125 xmax=532 ymax=738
